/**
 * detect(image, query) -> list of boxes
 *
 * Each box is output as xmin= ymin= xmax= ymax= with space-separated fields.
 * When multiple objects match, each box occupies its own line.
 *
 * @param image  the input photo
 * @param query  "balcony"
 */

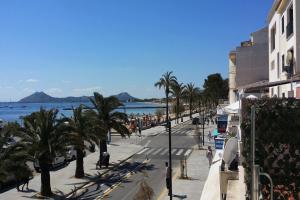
xmin=286 ymin=21 xmax=294 ymax=39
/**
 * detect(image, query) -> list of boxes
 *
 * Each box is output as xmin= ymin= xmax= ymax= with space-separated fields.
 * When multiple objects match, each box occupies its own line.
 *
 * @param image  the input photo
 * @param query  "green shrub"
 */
xmin=241 ymin=98 xmax=300 ymax=200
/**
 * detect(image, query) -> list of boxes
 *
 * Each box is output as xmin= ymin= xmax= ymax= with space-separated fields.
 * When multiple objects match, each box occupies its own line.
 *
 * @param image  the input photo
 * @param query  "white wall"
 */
xmin=269 ymin=0 xmax=299 ymax=98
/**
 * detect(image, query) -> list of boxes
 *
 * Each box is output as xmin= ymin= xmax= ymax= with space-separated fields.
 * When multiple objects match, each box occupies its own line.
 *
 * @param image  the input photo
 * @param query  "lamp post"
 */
xmin=202 ymin=103 xmax=205 ymax=146
xmin=166 ymin=92 xmax=173 ymax=199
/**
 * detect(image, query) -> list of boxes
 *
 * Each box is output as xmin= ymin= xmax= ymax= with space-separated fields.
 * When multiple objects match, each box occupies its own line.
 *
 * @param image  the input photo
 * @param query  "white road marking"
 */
xmin=144 ymin=140 xmax=151 ymax=147
xmin=152 ymin=148 xmax=163 ymax=155
xmin=145 ymin=148 xmax=155 ymax=154
xmin=171 ymin=149 xmax=177 ymax=154
xmin=176 ymin=149 xmax=184 ymax=156
xmin=137 ymin=148 xmax=150 ymax=155
xmin=160 ymin=149 xmax=169 ymax=155
xmin=184 ymin=149 xmax=192 ymax=156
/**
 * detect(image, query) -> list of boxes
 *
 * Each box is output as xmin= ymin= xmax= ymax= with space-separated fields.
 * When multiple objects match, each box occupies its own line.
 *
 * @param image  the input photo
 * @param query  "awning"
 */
xmin=224 ymin=95 xmax=257 ymax=114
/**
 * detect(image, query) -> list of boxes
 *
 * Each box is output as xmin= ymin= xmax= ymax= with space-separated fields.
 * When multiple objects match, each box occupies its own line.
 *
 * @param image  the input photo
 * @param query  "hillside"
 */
xmin=18 ymin=92 xmax=138 ymax=103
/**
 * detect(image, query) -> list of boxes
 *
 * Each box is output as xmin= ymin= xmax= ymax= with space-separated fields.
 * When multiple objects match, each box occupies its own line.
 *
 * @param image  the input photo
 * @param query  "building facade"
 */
xmin=228 ymin=27 xmax=269 ymax=104
xmin=268 ymin=0 xmax=300 ymax=98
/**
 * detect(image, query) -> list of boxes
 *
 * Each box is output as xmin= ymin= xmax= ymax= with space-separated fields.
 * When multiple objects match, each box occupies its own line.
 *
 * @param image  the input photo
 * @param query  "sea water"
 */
xmin=0 ymin=102 xmax=163 ymax=122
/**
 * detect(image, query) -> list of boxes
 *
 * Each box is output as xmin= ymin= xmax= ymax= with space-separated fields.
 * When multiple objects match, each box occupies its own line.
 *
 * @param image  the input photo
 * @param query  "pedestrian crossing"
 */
xmin=136 ymin=147 xmax=193 ymax=158
xmin=162 ymin=129 xmax=192 ymax=135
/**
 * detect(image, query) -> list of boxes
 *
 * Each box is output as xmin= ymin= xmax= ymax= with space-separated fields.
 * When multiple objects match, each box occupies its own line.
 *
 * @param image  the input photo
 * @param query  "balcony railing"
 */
xmin=286 ymin=21 xmax=294 ymax=39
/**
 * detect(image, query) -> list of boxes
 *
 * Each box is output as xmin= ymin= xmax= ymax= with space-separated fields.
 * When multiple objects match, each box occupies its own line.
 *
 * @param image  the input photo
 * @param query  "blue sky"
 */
xmin=0 ymin=0 xmax=273 ymax=101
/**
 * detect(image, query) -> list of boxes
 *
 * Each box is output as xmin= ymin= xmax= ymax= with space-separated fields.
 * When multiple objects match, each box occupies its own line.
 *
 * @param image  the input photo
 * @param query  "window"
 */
xmin=271 ymin=88 xmax=274 ymax=97
xmin=287 ymin=5 xmax=294 ymax=39
xmin=277 ymin=53 xmax=280 ymax=78
xmin=271 ymin=24 xmax=276 ymax=51
xmin=271 ymin=60 xmax=275 ymax=70
xmin=282 ymin=54 xmax=285 ymax=72
xmin=282 ymin=16 xmax=285 ymax=34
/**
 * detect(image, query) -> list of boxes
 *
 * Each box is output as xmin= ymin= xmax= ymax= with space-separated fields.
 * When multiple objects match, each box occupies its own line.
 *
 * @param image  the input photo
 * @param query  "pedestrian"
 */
xmin=208 ymin=130 xmax=212 ymax=142
xmin=165 ymin=162 xmax=171 ymax=196
xmin=138 ymin=125 xmax=142 ymax=137
xmin=103 ymin=152 xmax=110 ymax=168
xmin=21 ymin=176 xmax=31 ymax=191
xmin=206 ymin=146 xmax=213 ymax=168
xmin=16 ymin=176 xmax=31 ymax=192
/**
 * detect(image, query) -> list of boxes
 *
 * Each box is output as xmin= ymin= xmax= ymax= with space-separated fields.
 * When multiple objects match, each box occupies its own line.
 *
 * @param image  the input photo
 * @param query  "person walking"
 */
xmin=208 ymin=130 xmax=212 ymax=142
xmin=206 ymin=146 xmax=213 ymax=168
xmin=138 ymin=125 xmax=142 ymax=137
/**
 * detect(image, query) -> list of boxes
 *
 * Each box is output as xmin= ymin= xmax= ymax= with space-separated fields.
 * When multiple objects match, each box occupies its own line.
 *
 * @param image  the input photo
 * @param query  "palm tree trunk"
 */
xmin=75 ymin=148 xmax=84 ymax=178
xmin=189 ymin=99 xmax=192 ymax=119
xmin=176 ymin=98 xmax=179 ymax=124
xmin=39 ymin=158 xmax=52 ymax=197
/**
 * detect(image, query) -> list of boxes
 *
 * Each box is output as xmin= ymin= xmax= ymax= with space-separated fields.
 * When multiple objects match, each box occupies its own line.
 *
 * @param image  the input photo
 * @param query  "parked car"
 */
xmin=66 ymin=146 xmax=86 ymax=161
xmin=192 ymin=117 xmax=205 ymax=125
xmin=34 ymin=154 xmax=67 ymax=172
xmin=192 ymin=117 xmax=200 ymax=125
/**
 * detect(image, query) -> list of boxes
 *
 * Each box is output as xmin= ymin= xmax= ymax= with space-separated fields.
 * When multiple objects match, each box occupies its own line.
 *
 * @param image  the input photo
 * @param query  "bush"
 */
xmin=241 ymin=98 xmax=300 ymax=200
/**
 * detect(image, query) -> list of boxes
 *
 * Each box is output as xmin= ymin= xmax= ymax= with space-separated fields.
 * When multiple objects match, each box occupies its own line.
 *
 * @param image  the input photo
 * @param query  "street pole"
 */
xmin=290 ymin=62 xmax=294 ymax=98
xmin=202 ymin=104 xmax=205 ymax=146
xmin=251 ymin=106 xmax=259 ymax=200
xmin=166 ymin=92 xmax=172 ymax=199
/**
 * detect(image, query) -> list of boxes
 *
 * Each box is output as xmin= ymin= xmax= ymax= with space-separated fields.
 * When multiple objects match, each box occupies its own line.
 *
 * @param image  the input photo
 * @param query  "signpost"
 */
xmin=215 ymin=138 xmax=225 ymax=150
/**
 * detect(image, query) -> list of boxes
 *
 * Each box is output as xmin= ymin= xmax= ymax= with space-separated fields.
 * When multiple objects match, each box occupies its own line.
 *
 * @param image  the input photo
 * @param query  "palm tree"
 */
xmin=0 ymin=124 xmax=32 ymax=190
xmin=16 ymin=108 xmax=69 ymax=197
xmin=170 ymin=81 xmax=185 ymax=124
xmin=154 ymin=71 xmax=177 ymax=198
xmin=66 ymin=105 xmax=105 ymax=178
xmin=154 ymin=71 xmax=177 ymax=120
xmin=184 ymin=83 xmax=200 ymax=119
xmin=86 ymin=92 xmax=130 ymax=163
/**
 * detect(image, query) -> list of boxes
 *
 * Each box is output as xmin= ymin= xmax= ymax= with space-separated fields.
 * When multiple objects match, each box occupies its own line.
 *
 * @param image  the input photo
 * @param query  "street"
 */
xmin=68 ymin=120 xmax=201 ymax=200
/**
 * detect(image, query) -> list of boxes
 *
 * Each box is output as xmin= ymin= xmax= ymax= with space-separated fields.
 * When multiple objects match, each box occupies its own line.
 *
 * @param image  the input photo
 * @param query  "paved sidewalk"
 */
xmin=159 ymin=123 xmax=216 ymax=200
xmin=161 ymin=150 xmax=210 ymax=200
xmin=0 ymin=112 xmax=198 ymax=200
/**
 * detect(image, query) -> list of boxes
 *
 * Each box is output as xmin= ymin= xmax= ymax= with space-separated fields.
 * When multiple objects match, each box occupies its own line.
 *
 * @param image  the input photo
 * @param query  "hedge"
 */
xmin=241 ymin=98 xmax=300 ymax=200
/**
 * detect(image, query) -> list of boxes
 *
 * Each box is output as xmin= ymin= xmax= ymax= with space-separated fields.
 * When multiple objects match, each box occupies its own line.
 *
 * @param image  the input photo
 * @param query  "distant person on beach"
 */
xmin=206 ymin=146 xmax=213 ymax=168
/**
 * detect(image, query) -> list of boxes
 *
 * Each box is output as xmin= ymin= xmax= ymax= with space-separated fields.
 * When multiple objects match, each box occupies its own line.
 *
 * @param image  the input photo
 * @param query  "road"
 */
xmin=68 ymin=120 xmax=202 ymax=200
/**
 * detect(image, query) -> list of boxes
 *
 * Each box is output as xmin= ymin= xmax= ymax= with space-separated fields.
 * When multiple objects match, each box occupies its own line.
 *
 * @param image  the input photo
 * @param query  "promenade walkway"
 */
xmin=160 ymin=123 xmax=216 ymax=200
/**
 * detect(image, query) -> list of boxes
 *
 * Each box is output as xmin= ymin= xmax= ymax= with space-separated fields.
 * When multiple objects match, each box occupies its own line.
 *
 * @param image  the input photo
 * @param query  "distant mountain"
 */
xmin=18 ymin=92 xmax=138 ymax=103
xmin=114 ymin=92 xmax=137 ymax=102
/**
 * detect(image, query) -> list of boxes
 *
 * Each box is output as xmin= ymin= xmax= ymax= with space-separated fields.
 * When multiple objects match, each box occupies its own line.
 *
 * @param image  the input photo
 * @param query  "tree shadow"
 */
xmin=67 ymin=161 xmax=157 ymax=200
xmin=21 ymin=192 xmax=66 ymax=200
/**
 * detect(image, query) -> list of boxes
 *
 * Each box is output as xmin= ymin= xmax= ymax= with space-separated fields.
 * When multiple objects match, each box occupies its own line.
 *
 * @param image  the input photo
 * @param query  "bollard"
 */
xmin=180 ymin=157 xmax=188 ymax=179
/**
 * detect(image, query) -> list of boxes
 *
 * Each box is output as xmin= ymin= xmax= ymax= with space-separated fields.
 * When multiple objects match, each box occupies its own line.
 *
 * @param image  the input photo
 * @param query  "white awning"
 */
xmin=224 ymin=101 xmax=239 ymax=114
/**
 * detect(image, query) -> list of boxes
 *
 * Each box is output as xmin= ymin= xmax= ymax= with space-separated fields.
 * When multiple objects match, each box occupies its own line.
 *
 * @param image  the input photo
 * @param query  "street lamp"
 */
xmin=283 ymin=50 xmax=294 ymax=98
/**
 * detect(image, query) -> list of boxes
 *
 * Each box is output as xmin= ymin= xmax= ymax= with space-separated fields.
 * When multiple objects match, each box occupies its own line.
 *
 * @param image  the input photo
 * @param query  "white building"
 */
xmin=229 ymin=28 xmax=269 ymax=104
xmin=268 ymin=0 xmax=300 ymax=98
